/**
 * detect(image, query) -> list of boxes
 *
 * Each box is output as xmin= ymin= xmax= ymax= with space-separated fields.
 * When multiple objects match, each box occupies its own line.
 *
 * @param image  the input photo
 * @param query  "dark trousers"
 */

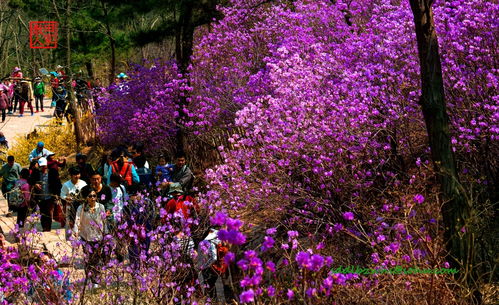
xmin=38 ymin=198 xmax=55 ymax=231
xmin=202 ymin=268 xmax=219 ymax=299
xmin=82 ymin=240 xmax=105 ymax=284
xmin=8 ymin=97 xmax=13 ymax=112
xmin=35 ymin=95 xmax=44 ymax=111
xmin=13 ymin=95 xmax=20 ymax=112
xmin=65 ymin=200 xmax=80 ymax=231
xmin=1 ymin=109 xmax=5 ymax=122
xmin=17 ymin=205 xmax=29 ymax=227
xmin=201 ymin=268 xmax=235 ymax=302
xmin=1 ymin=181 xmax=16 ymax=212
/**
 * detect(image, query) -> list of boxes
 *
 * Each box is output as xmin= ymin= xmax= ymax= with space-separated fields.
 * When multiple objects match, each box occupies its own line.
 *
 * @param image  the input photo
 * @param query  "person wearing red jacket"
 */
xmin=164 ymin=184 xmax=198 ymax=221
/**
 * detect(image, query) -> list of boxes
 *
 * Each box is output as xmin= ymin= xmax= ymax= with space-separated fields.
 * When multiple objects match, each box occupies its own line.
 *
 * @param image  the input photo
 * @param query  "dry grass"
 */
xmin=7 ymin=119 xmax=76 ymax=167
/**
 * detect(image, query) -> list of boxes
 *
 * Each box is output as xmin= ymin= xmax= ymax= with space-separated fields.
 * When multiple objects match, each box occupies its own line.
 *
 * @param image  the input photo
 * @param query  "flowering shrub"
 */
xmin=1 ymin=0 xmax=496 ymax=304
xmin=95 ymin=60 xmax=192 ymax=155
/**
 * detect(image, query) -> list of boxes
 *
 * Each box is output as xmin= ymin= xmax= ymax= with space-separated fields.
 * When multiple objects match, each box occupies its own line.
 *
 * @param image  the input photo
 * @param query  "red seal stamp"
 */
xmin=29 ymin=21 xmax=58 ymax=49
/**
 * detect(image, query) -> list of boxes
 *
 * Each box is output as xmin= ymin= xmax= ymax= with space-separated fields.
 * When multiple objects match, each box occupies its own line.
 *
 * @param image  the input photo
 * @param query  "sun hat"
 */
xmin=38 ymin=157 xmax=48 ymax=167
xmin=168 ymin=184 xmax=184 ymax=194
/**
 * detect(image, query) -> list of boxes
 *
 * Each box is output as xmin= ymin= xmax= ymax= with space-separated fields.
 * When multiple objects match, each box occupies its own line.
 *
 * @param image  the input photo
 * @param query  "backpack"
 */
xmin=112 ymin=162 xmax=133 ymax=186
xmin=9 ymin=180 xmax=27 ymax=208
xmin=14 ymin=83 xmax=22 ymax=94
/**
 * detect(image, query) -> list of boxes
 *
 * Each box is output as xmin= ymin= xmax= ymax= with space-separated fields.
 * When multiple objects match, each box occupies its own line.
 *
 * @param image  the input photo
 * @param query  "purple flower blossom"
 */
xmin=265 ymin=261 xmax=275 ymax=272
xmin=240 ymin=289 xmax=255 ymax=303
xmin=266 ymin=227 xmax=277 ymax=235
xmin=309 ymin=254 xmax=325 ymax=272
xmin=210 ymin=212 xmax=227 ymax=226
xmin=343 ymin=211 xmax=355 ymax=221
xmin=413 ymin=194 xmax=425 ymax=204
xmin=287 ymin=230 xmax=299 ymax=239
xmin=261 ymin=236 xmax=275 ymax=251
xmin=296 ymin=251 xmax=311 ymax=268
xmin=267 ymin=285 xmax=276 ymax=297
xmin=225 ymin=252 xmax=235 ymax=263
xmin=377 ymin=235 xmax=386 ymax=243
xmin=226 ymin=218 xmax=244 ymax=231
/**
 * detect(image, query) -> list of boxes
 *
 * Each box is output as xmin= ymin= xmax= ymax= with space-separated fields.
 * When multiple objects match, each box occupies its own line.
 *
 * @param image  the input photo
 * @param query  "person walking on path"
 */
xmin=10 ymin=67 xmax=23 ymax=113
xmin=73 ymin=187 xmax=107 ymax=288
xmin=14 ymin=168 xmax=31 ymax=227
xmin=107 ymin=149 xmax=139 ymax=189
xmin=17 ymin=81 xmax=34 ymax=117
xmin=29 ymin=142 xmax=53 ymax=163
xmin=81 ymin=172 xmax=112 ymax=212
xmin=32 ymin=77 xmax=45 ymax=112
xmin=0 ymin=87 xmax=9 ymax=123
xmin=53 ymin=85 xmax=68 ymax=125
xmin=130 ymin=142 xmax=152 ymax=187
xmin=47 ymin=153 xmax=66 ymax=171
xmin=29 ymin=157 xmax=62 ymax=232
xmin=60 ymin=167 xmax=87 ymax=239
xmin=0 ymin=156 xmax=22 ymax=216
xmin=49 ymin=73 xmax=59 ymax=108
xmin=75 ymin=153 xmax=94 ymax=184
xmin=1 ymin=78 xmax=13 ymax=115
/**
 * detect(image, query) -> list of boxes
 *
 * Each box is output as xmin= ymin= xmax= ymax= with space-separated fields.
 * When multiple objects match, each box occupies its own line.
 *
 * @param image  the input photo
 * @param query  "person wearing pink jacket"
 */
xmin=0 ymin=86 xmax=9 ymax=122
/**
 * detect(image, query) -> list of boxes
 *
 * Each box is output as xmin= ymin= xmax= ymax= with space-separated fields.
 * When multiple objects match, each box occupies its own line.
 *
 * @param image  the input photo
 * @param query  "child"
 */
xmin=155 ymin=155 xmax=174 ymax=183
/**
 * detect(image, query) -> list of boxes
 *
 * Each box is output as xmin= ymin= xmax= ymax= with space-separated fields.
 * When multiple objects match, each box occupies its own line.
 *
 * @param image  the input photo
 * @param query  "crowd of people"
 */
xmin=1 ymin=140 xmax=233 ymax=301
xmin=0 ymin=66 xmax=115 ymax=125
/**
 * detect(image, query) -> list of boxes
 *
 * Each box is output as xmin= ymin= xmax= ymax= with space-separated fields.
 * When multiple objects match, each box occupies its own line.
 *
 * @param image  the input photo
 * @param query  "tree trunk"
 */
xmin=174 ymin=1 xmax=195 ymax=153
xmin=86 ymin=61 xmax=94 ymax=79
xmin=101 ymin=0 xmax=116 ymax=84
xmin=408 ymin=0 xmax=480 ymax=302
xmin=66 ymin=0 xmax=71 ymax=70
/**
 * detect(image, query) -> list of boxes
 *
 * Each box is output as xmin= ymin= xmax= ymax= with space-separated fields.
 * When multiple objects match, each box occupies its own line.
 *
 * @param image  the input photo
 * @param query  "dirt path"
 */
xmin=0 ymin=97 xmax=72 ymax=256
xmin=0 ymin=97 xmax=54 ymax=147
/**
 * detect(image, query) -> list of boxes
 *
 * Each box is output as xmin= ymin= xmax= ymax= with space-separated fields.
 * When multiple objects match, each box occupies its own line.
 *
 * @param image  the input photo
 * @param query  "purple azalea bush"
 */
xmin=1 ymin=0 xmax=497 ymax=304
xmin=95 ymin=60 xmax=191 ymax=154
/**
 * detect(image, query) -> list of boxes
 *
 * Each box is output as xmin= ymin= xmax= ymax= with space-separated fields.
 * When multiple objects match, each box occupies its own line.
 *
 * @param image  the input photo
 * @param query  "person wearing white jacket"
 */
xmin=73 ymin=188 xmax=107 ymax=287
xmin=61 ymin=166 xmax=87 ymax=239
